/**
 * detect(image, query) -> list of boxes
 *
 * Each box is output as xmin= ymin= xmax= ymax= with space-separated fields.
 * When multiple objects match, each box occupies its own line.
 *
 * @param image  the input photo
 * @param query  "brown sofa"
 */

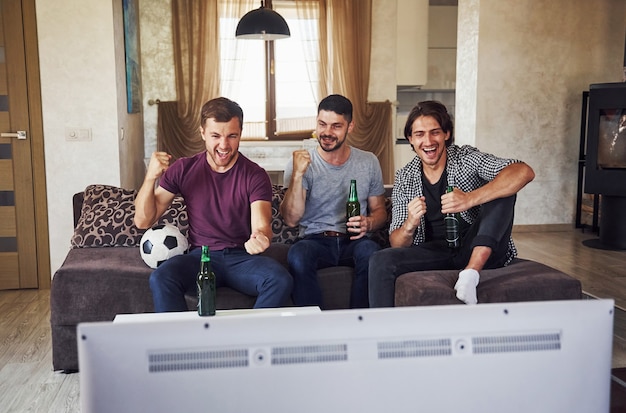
xmin=50 ymin=184 xmax=390 ymax=372
xmin=50 ymin=184 xmax=581 ymax=372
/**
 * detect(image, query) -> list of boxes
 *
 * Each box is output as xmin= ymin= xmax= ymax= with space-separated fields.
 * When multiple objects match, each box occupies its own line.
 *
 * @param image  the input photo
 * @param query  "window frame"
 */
xmin=235 ymin=0 xmax=319 ymax=141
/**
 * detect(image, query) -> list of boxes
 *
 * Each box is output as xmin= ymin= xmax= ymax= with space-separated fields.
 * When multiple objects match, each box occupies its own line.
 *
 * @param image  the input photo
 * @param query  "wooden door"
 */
xmin=0 ymin=0 xmax=38 ymax=289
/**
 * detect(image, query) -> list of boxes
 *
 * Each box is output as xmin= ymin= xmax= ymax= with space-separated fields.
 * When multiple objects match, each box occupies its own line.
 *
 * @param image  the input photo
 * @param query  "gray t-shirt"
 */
xmin=283 ymin=147 xmax=385 ymax=237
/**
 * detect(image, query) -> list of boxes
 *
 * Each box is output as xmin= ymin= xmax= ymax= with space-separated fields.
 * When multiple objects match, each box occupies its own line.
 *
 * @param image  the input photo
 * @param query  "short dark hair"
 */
xmin=318 ymin=94 xmax=353 ymax=123
xmin=200 ymin=97 xmax=244 ymax=129
xmin=404 ymin=100 xmax=454 ymax=147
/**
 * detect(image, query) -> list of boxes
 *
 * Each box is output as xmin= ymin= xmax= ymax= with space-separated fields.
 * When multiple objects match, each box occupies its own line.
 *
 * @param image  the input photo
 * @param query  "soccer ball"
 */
xmin=140 ymin=224 xmax=189 ymax=269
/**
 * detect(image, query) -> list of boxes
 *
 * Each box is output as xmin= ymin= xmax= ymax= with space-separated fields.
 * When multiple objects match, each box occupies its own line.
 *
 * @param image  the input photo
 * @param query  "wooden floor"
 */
xmin=513 ymin=228 xmax=626 ymax=368
xmin=513 ymin=228 xmax=626 ymax=309
xmin=0 ymin=289 xmax=79 ymax=412
xmin=0 ymin=227 xmax=624 ymax=412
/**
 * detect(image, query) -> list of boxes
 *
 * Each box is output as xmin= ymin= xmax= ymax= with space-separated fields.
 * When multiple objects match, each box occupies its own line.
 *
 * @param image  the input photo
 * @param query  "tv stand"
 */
xmin=575 ymin=91 xmax=600 ymax=233
xmin=583 ymin=195 xmax=626 ymax=250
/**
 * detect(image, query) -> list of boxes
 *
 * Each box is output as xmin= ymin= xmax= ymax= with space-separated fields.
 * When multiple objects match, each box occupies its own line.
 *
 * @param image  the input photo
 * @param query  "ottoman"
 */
xmin=394 ymin=258 xmax=582 ymax=306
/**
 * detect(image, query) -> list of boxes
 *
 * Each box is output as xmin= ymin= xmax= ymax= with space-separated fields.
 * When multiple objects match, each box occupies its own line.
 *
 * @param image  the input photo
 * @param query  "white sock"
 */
xmin=455 ymin=269 xmax=480 ymax=305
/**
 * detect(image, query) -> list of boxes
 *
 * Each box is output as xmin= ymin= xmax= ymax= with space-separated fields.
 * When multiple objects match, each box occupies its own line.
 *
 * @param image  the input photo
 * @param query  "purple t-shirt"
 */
xmin=159 ymin=152 xmax=272 ymax=250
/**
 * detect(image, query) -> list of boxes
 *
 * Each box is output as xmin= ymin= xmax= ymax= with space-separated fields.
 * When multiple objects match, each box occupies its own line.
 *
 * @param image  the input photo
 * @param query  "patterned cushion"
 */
xmin=71 ymin=184 xmax=188 ymax=248
xmin=271 ymin=185 xmax=298 ymax=244
xmin=370 ymin=197 xmax=392 ymax=248
xmin=71 ymin=184 xmax=388 ymax=249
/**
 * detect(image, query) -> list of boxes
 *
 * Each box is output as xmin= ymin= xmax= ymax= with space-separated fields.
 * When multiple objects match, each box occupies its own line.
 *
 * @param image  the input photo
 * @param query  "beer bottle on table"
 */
xmin=346 ymin=179 xmax=360 ymax=219
xmin=197 ymin=245 xmax=216 ymax=316
xmin=444 ymin=186 xmax=460 ymax=249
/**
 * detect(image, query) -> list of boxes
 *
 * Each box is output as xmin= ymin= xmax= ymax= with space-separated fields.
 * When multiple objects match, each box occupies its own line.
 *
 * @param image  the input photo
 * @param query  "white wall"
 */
xmin=37 ymin=0 xmax=145 ymax=274
xmin=456 ymin=0 xmax=626 ymax=225
xmin=37 ymin=0 xmax=122 ymax=273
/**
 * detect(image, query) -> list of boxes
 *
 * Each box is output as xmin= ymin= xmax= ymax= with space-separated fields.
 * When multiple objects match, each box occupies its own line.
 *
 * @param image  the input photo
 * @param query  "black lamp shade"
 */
xmin=235 ymin=5 xmax=290 ymax=40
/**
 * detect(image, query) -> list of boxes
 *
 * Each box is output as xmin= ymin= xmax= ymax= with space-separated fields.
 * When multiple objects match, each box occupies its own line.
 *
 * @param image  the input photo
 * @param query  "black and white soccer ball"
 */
xmin=140 ymin=223 xmax=189 ymax=269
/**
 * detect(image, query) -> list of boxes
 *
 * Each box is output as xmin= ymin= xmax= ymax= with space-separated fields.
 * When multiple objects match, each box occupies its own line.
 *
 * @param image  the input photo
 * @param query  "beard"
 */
xmin=318 ymin=133 xmax=347 ymax=152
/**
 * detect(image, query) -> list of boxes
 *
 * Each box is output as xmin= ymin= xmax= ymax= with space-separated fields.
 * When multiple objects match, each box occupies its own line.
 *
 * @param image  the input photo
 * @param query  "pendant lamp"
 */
xmin=235 ymin=1 xmax=291 ymax=40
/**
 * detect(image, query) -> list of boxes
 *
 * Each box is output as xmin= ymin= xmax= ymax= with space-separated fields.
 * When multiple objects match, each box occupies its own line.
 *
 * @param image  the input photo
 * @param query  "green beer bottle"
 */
xmin=197 ymin=245 xmax=216 ymax=316
xmin=346 ymin=179 xmax=360 ymax=219
xmin=444 ymin=186 xmax=460 ymax=249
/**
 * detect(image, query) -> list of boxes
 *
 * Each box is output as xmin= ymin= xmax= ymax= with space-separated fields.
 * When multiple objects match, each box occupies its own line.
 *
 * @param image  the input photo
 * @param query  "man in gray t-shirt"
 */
xmin=280 ymin=95 xmax=387 ymax=308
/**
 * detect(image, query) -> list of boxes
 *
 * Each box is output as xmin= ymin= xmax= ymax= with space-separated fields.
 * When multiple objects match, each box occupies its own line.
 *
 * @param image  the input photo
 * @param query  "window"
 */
xmin=219 ymin=0 xmax=320 ymax=140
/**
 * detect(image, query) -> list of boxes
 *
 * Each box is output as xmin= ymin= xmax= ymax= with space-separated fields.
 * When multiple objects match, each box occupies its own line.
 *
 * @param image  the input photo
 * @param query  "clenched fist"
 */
xmin=291 ymin=149 xmax=311 ymax=177
xmin=146 ymin=151 xmax=172 ymax=181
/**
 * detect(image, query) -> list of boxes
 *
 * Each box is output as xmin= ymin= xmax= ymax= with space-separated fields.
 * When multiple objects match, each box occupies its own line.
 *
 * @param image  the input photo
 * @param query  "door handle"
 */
xmin=1 ymin=131 xmax=26 ymax=140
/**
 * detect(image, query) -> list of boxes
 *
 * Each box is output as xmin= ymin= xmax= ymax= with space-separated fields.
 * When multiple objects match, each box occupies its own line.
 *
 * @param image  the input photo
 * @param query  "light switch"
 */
xmin=65 ymin=127 xmax=92 ymax=142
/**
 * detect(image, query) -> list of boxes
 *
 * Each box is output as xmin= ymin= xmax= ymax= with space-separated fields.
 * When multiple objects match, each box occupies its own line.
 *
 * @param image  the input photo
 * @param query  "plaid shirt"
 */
xmin=391 ymin=144 xmax=521 ymax=265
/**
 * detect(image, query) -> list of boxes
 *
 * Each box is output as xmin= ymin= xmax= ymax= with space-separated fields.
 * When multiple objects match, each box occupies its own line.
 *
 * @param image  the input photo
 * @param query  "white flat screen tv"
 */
xmin=78 ymin=299 xmax=614 ymax=413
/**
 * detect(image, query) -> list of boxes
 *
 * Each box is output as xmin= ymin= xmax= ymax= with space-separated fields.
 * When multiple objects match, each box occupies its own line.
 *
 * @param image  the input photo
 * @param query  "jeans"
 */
xmin=369 ymin=195 xmax=516 ymax=308
xmin=287 ymin=235 xmax=381 ymax=308
xmin=149 ymin=247 xmax=293 ymax=312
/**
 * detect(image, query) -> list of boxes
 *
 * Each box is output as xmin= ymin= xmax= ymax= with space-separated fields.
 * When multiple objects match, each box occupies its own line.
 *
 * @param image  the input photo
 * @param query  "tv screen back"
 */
xmin=78 ymin=299 xmax=614 ymax=413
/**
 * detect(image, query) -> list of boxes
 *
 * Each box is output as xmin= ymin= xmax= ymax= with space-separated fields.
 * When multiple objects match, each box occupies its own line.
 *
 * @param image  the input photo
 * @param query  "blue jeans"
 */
xmin=149 ymin=247 xmax=293 ymax=312
xmin=287 ymin=235 xmax=381 ymax=308
xmin=369 ymin=195 xmax=516 ymax=308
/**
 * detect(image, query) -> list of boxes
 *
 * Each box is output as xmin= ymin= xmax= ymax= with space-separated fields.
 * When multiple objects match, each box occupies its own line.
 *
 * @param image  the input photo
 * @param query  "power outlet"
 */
xmin=65 ymin=127 xmax=92 ymax=142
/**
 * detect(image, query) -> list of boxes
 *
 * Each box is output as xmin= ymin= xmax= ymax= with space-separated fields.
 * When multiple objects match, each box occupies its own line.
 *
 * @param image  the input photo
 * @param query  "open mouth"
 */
xmin=422 ymin=146 xmax=437 ymax=156
xmin=216 ymin=149 xmax=230 ymax=160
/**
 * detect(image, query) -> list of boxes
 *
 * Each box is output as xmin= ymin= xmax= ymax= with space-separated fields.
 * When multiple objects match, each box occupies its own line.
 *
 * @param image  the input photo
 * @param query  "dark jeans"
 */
xmin=287 ymin=235 xmax=381 ymax=308
xmin=369 ymin=195 xmax=516 ymax=308
xmin=149 ymin=247 xmax=293 ymax=312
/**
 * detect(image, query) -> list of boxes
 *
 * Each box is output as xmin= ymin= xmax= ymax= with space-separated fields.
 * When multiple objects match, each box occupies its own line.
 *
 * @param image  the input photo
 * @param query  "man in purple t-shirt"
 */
xmin=134 ymin=97 xmax=292 ymax=312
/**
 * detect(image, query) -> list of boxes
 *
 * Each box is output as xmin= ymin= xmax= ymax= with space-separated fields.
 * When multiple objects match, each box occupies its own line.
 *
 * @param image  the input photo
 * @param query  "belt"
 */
xmin=320 ymin=231 xmax=348 ymax=237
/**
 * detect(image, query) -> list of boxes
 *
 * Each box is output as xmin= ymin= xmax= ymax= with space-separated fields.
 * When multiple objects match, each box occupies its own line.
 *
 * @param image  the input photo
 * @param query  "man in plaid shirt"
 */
xmin=369 ymin=101 xmax=535 ymax=307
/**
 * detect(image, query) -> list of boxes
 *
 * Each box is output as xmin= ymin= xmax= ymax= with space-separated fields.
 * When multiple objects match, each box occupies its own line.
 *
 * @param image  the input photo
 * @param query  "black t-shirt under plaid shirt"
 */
xmin=390 ymin=144 xmax=522 ymax=265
